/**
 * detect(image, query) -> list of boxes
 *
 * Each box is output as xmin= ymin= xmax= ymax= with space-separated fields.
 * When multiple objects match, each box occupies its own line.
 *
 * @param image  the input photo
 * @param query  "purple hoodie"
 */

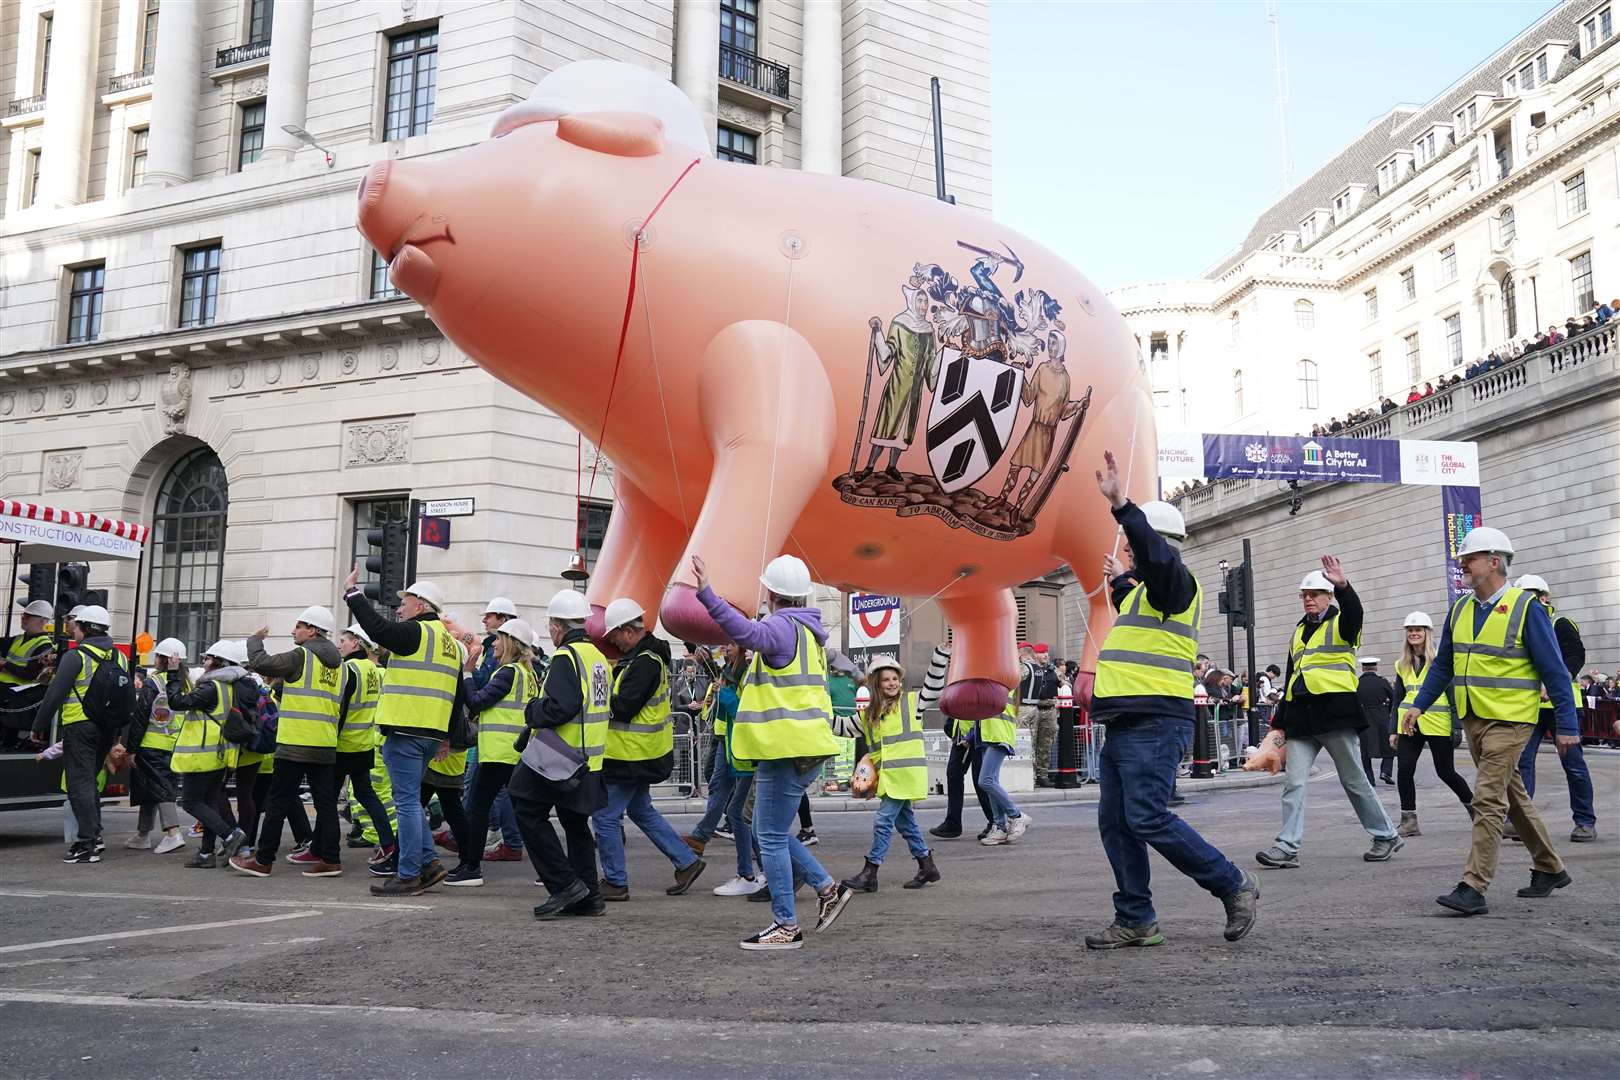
xmin=696 ymin=585 xmax=828 ymax=670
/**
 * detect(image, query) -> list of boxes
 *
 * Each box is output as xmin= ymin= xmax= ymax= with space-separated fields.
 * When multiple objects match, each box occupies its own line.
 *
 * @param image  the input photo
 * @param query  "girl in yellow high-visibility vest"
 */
xmin=1390 ymin=612 xmax=1472 ymax=838
xmin=125 ymin=638 xmax=190 ymax=855
xmin=841 ymin=656 xmax=938 ymax=893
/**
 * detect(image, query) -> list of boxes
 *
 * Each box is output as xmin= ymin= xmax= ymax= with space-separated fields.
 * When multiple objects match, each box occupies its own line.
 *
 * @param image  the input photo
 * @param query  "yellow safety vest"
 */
xmin=336 ymin=656 xmax=382 ymax=753
xmin=170 ymin=683 xmax=231 ymax=774
xmin=0 ymin=632 xmax=50 ymax=687
xmin=1395 ymin=658 xmax=1453 ymax=737
xmin=1286 ymin=611 xmax=1359 ymax=699
xmin=140 ymin=672 xmax=183 ymax=751
xmin=1448 ymin=587 xmax=1542 ymax=723
xmin=277 ymin=645 xmax=342 ymax=749
xmin=607 ymin=651 xmax=673 ymax=762
xmin=556 ymin=641 xmax=611 ymax=772
xmin=60 ymin=644 xmax=123 ymax=727
xmin=978 ymin=700 xmax=1018 ymax=747
xmin=731 ymin=621 xmax=839 ymax=762
xmin=1542 ymin=608 xmax=1583 ymax=710
xmin=477 ymin=662 xmax=535 ymax=766
xmin=864 ymin=691 xmax=927 ymax=801
xmin=1094 ymin=580 xmax=1202 ymax=700
xmin=378 ymin=620 xmax=460 ymax=733
xmin=426 ymin=744 xmax=468 ymax=785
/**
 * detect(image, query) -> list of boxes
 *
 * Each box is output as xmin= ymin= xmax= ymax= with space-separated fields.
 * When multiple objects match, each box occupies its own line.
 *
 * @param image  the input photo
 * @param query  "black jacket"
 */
xmin=604 ymin=632 xmax=674 ymax=785
xmin=1355 ymin=671 xmax=1394 ymax=729
xmin=343 ymin=591 xmax=464 ymax=740
xmin=1274 ymin=584 xmax=1364 ymax=739
xmin=514 ymin=628 xmax=607 ymax=814
xmin=1543 ymin=614 xmax=1585 ymax=712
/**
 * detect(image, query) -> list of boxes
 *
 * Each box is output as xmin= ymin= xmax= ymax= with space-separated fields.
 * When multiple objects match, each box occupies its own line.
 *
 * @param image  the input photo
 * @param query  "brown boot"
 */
xmin=682 ymin=834 xmax=706 ymax=856
xmin=1397 ymin=812 xmax=1421 ymax=838
xmin=841 ymin=859 xmax=880 ymax=893
xmin=902 ymin=853 xmax=940 ymax=889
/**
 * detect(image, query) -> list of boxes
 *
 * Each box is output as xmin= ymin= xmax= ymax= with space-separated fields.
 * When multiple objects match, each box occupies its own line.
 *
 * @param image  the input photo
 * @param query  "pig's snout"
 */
xmin=356 ymin=160 xmax=441 ymax=304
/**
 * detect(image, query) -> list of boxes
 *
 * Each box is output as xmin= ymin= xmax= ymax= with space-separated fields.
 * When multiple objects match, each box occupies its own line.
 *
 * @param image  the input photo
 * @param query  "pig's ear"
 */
xmin=556 ymin=111 xmax=665 ymax=157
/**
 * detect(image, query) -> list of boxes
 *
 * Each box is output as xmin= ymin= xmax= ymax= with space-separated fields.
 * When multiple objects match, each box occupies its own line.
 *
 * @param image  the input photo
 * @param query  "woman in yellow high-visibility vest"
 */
xmin=841 ymin=656 xmax=939 ymax=892
xmin=124 ymin=638 xmax=190 ymax=855
xmin=1390 ymin=611 xmax=1472 ymax=838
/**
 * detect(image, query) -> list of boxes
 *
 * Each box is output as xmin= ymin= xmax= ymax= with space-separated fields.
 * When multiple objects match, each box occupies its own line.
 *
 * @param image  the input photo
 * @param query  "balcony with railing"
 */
xmin=719 ymin=43 xmax=790 ymax=102
xmin=7 ymin=94 xmax=46 ymax=118
xmin=216 ymin=39 xmax=271 ymax=69
xmin=107 ymin=65 xmax=155 ymax=94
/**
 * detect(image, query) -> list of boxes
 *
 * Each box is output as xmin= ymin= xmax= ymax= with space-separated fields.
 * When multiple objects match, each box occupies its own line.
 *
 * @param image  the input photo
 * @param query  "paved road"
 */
xmin=1 ymin=750 xmax=1615 ymax=1078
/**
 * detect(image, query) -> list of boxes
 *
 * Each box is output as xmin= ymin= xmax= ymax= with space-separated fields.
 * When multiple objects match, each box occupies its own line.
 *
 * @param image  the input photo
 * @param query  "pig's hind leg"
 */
xmin=659 ymin=321 xmax=837 ymax=644
xmin=583 ymin=475 xmax=687 ymax=657
xmin=936 ymin=589 xmax=1017 ymax=722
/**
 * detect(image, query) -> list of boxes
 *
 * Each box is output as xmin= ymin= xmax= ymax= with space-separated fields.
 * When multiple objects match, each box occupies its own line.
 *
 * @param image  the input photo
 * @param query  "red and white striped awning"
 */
xmin=0 ymin=499 xmax=149 ymax=561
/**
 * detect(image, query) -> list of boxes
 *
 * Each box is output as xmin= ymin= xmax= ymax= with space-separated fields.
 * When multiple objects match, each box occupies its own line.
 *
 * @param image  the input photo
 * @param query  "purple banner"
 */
xmin=1200 ymin=434 xmax=1403 ymax=484
xmin=1441 ymin=486 xmax=1483 ymax=601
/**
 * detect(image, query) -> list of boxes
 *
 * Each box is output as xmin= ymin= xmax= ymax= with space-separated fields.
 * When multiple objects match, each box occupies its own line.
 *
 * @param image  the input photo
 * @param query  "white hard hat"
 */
xmin=1360 ymin=656 xmax=1381 ymax=666
xmin=759 ymin=554 xmax=812 ymax=598
xmin=1139 ymin=500 xmax=1187 ymax=541
xmin=154 ymin=637 xmax=187 ymax=660
xmin=66 ymin=605 xmax=86 ymax=620
xmin=865 ymin=654 xmax=905 ymax=679
xmin=204 ymin=639 xmax=247 ymax=665
xmin=21 ymin=599 xmax=54 ymax=619
xmin=402 ymin=581 xmax=444 ymax=610
xmin=225 ymin=640 xmax=250 ymax=665
xmin=1299 ymin=571 xmax=1334 ymax=593
xmin=547 ymin=589 xmax=591 ymax=621
xmin=483 ymin=596 xmax=518 ymax=618
xmin=296 ymin=605 xmax=335 ymax=634
xmin=76 ymin=605 xmax=111 ymax=627
xmin=1456 ymin=526 xmax=1514 ymax=562
xmin=1514 ymin=574 xmax=1550 ymax=594
xmin=497 ymin=618 xmax=534 ymax=647
xmin=343 ymin=623 xmax=375 ymax=648
xmin=1402 ymin=611 xmax=1434 ymax=629
xmin=602 ymin=597 xmax=645 ymax=632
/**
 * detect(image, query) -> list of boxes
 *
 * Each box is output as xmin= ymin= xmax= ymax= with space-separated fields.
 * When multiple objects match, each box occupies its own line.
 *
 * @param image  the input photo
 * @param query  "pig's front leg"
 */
xmin=660 ymin=321 xmax=837 ymax=644
xmin=583 ymin=474 xmax=687 ymax=657
xmin=936 ymin=589 xmax=1017 ymax=722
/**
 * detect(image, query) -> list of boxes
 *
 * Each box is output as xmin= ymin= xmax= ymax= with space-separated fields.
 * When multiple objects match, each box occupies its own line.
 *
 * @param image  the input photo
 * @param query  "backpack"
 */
xmin=73 ymin=646 xmax=135 ymax=734
xmin=221 ymin=680 xmax=279 ymax=754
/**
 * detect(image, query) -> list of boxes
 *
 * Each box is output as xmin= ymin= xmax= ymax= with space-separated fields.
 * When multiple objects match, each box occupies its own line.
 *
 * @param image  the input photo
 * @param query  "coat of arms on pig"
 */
xmin=355 ymin=60 xmax=1156 ymax=720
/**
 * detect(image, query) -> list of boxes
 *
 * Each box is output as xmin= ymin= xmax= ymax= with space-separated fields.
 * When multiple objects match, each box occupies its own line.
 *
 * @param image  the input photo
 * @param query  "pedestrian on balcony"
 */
xmin=1405 ymin=387 xmax=1421 ymax=404
xmin=1598 ymin=299 xmax=1616 ymax=325
xmin=1546 ymin=325 xmax=1565 ymax=345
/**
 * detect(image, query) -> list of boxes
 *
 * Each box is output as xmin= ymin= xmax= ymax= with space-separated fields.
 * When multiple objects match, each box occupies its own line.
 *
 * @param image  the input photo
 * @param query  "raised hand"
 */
xmin=1320 ymin=554 xmax=1348 ymax=588
xmin=1094 ymin=450 xmax=1125 ymax=509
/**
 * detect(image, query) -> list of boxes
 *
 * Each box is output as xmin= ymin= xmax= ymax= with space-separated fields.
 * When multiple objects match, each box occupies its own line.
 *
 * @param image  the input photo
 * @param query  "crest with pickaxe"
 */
xmin=956 ymin=240 xmax=1025 ymax=283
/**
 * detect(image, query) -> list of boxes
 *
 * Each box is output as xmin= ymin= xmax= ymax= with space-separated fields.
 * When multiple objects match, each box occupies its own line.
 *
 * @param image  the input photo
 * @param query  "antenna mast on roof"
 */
xmin=1268 ymin=0 xmax=1292 ymax=190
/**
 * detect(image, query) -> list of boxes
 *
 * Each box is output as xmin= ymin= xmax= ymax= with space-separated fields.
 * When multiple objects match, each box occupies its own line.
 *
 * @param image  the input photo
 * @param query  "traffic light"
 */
xmin=19 ymin=563 xmax=56 ymax=606
xmin=82 ymin=589 xmax=109 ymax=610
xmin=364 ymin=521 xmax=409 ymax=606
xmin=1216 ymin=563 xmax=1253 ymax=629
xmin=55 ymin=564 xmax=89 ymax=620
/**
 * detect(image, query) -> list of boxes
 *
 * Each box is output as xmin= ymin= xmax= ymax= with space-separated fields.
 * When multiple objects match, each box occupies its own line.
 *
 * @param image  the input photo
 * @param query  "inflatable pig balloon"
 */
xmin=356 ymin=61 xmax=1156 ymax=720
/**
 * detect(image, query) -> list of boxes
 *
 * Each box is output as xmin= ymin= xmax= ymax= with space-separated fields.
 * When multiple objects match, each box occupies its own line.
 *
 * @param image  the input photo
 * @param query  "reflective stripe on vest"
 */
xmin=279 ymin=645 xmax=342 ymax=748
xmin=1286 ymin=611 xmax=1359 ymax=699
xmin=336 ymin=657 xmax=382 ymax=753
xmin=0 ymin=632 xmax=50 ymax=687
xmin=1396 ymin=658 xmax=1453 ymax=737
xmin=1449 ymin=587 xmax=1541 ymax=723
xmin=170 ymin=687 xmax=230 ymax=774
xmin=978 ymin=700 xmax=1018 ymax=747
xmin=730 ymin=621 xmax=839 ymax=762
xmin=477 ymin=662 xmax=535 ymax=766
xmin=1094 ymin=579 xmax=1202 ymax=701
xmin=551 ymin=642 xmax=611 ymax=772
xmin=607 ymin=651 xmax=673 ymax=762
xmin=378 ymin=620 xmax=460 ymax=734
xmin=865 ymin=691 xmax=927 ymax=801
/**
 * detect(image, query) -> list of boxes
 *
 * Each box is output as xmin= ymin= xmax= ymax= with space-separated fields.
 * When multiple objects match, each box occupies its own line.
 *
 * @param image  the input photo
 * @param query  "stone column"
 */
xmin=258 ymin=0 xmax=315 ymax=164
xmin=673 ymin=0 xmax=720 ymax=153
xmin=36 ymin=0 xmax=102 ymax=207
xmin=1137 ymin=329 xmax=1153 ymax=373
xmin=799 ymin=0 xmax=843 ymax=174
xmin=1167 ymin=329 xmax=1184 ymax=425
xmin=142 ymin=0 xmax=203 ymax=187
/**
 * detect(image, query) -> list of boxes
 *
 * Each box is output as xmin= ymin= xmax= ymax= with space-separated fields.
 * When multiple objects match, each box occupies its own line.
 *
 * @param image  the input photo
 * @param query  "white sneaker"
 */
xmin=1006 ymin=813 xmax=1033 ymax=843
xmin=124 ymin=832 xmax=152 ymax=850
xmin=713 ymin=875 xmax=763 ymax=896
xmin=980 ymin=825 xmax=1009 ymax=846
xmin=153 ymin=832 xmax=187 ymax=855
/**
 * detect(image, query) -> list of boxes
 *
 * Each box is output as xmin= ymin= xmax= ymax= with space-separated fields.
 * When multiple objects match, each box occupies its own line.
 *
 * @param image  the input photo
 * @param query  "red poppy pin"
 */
xmin=1495 ymin=604 xmax=1509 ymax=614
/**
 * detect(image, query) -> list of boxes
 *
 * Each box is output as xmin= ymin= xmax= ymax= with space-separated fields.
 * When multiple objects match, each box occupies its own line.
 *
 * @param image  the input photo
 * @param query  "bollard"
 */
xmin=1054 ymin=684 xmax=1078 ymax=788
xmin=1191 ymin=702 xmax=1216 ymax=779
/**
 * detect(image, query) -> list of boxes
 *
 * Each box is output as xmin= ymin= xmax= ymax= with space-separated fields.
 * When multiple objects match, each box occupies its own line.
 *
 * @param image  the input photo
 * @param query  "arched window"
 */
xmin=1501 ymin=274 xmax=1518 ymax=339
xmin=146 ymin=448 xmax=229 ymax=660
xmin=1297 ymin=359 xmax=1319 ymax=409
xmin=1232 ymin=369 xmax=1244 ymax=416
xmin=1228 ymin=311 xmax=1240 ymax=345
xmin=1294 ymin=299 xmax=1315 ymax=329
xmin=1499 ymin=205 xmax=1516 ymax=245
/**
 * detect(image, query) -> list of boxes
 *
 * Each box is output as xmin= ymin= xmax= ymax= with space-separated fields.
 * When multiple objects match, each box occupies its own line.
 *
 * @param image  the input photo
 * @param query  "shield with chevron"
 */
xmin=924 ymin=349 xmax=1023 ymax=494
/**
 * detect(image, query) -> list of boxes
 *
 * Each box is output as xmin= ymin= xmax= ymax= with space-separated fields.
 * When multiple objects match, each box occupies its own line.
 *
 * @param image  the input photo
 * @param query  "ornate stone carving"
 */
xmin=300 ymin=353 xmax=321 ymax=380
xmin=717 ymin=99 xmax=767 ymax=129
xmin=263 ymin=359 xmax=282 ymax=385
xmin=340 ymin=349 xmax=358 ymax=375
xmin=28 ymin=390 xmax=45 ymax=413
xmin=61 ymin=384 xmax=77 ymax=409
xmin=243 ymin=76 xmax=269 ymax=98
xmin=159 ymin=362 xmax=192 ymax=434
xmin=379 ymin=343 xmax=400 ymax=371
xmin=123 ymin=376 xmax=141 ymax=401
xmin=402 ymin=0 xmax=417 ymax=19
xmin=420 ymin=339 xmax=441 ymax=366
xmin=344 ymin=419 xmax=412 ymax=467
xmin=227 ymin=364 xmax=246 ymax=389
xmin=44 ymin=452 xmax=82 ymax=491
xmin=91 ymin=380 xmax=109 ymax=406
xmin=0 ymin=393 xmax=13 ymax=416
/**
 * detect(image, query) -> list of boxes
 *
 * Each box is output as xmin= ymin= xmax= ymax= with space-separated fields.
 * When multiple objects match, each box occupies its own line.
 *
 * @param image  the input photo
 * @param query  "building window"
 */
xmin=1499 ymin=205 xmax=1516 ymax=245
xmin=26 ymin=149 xmax=42 ymax=208
xmin=1404 ymin=332 xmax=1421 ymax=383
xmin=1536 ymin=54 xmax=1548 ymax=84
xmin=352 ymin=496 xmax=409 ymax=593
xmin=237 ymin=100 xmax=266 ymax=169
xmin=1444 ymin=313 xmax=1463 ymax=366
xmin=178 ymin=244 xmax=222 ymax=328
xmin=1232 ymin=369 xmax=1243 ymax=416
xmin=1368 ymin=350 xmax=1382 ymax=398
xmin=247 ymin=0 xmax=274 ymax=44
xmin=1364 ymin=288 xmax=1378 ymax=321
xmin=1228 ymin=311 xmax=1239 ymax=345
xmin=66 ymin=264 xmax=105 ymax=344
xmin=577 ymin=498 xmax=613 ymax=575
xmin=716 ymin=124 xmax=757 ymax=163
xmin=1400 ymin=267 xmax=1416 ymax=302
xmin=1564 ymin=171 xmax=1587 ymax=216
xmin=1519 ymin=62 xmax=1535 ymax=92
xmin=1501 ymin=275 xmax=1518 ymax=339
xmin=1439 ymin=244 xmax=1457 ymax=284
xmin=720 ymin=0 xmax=759 ymax=55
xmin=140 ymin=0 xmax=160 ymax=72
xmin=146 ymin=448 xmax=229 ymax=662
xmin=1583 ymin=7 xmax=1614 ymax=52
xmin=1297 ymin=359 xmax=1318 ymax=410
xmin=1293 ymin=299 xmax=1315 ymax=330
xmin=1570 ymin=251 xmax=1594 ymax=312
xmin=384 ymin=25 xmax=438 ymax=142
xmin=370 ymin=248 xmax=400 ymax=299
xmin=128 ymin=127 xmax=149 ymax=187
xmin=39 ymin=14 xmax=52 ymax=94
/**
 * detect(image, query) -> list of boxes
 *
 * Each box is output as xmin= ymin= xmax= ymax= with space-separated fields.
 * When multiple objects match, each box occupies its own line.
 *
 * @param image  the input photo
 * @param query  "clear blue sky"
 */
xmin=989 ymin=0 xmax=1557 ymax=290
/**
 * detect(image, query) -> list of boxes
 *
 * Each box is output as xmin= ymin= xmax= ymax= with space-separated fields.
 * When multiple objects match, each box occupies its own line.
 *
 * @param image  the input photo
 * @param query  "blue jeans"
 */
xmin=1098 ymin=716 xmax=1243 ymax=927
xmin=1276 ymin=727 xmax=1397 ymax=853
xmin=725 ymin=770 xmax=755 ymax=878
xmin=381 ymin=732 xmax=440 ymax=879
xmin=1519 ymin=716 xmax=1596 ymax=827
xmin=977 ymin=743 xmax=1021 ymax=828
xmin=693 ymin=742 xmax=736 ymax=841
xmin=868 ymin=796 xmax=929 ymax=864
xmin=592 ymin=780 xmax=698 ymax=887
xmin=752 ymin=759 xmax=834 ymax=926
xmin=462 ymin=753 xmax=522 ymax=849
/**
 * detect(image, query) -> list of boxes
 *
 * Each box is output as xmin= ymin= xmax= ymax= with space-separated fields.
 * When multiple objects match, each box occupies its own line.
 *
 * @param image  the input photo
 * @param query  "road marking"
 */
xmin=0 ymin=911 xmax=321 ymax=955
xmin=0 ymin=956 xmax=91 ymax=970
xmin=1541 ymin=927 xmax=1620 ymax=960
xmin=0 ymin=888 xmax=433 ymax=913
xmin=0 ymin=988 xmax=422 ymax=1016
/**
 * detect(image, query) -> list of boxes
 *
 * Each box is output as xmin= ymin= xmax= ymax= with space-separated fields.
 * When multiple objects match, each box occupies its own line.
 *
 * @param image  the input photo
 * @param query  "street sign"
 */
xmin=420 ymin=516 xmax=451 ymax=550
xmin=422 ymin=497 xmax=475 ymax=518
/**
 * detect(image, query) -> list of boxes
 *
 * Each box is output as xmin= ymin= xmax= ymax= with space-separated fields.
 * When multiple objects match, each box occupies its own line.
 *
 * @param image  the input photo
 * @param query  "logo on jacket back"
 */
xmin=589 ymin=663 xmax=611 ymax=710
